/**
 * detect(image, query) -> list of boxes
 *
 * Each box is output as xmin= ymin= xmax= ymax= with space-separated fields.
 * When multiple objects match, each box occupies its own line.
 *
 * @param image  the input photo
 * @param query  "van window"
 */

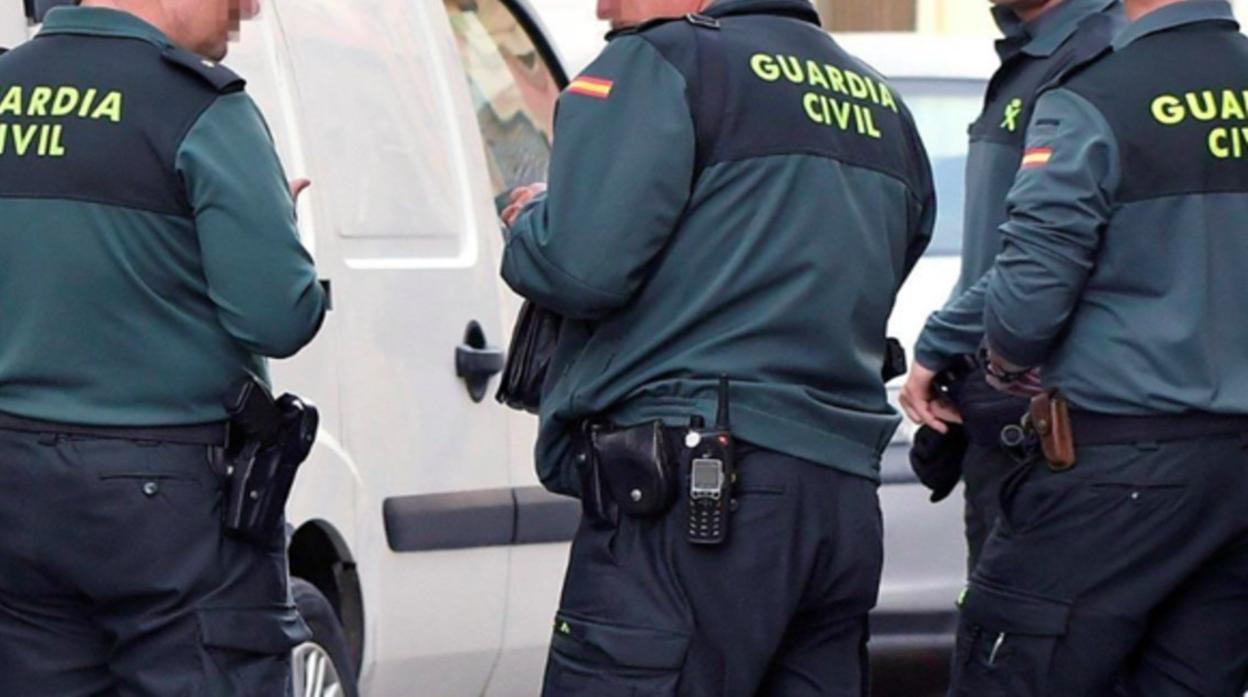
xmin=272 ymin=0 xmax=469 ymax=240
xmin=444 ymin=0 xmax=561 ymax=203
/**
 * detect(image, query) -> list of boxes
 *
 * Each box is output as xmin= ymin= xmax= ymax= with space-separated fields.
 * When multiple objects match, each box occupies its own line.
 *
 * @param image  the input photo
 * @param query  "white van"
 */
xmin=3 ymin=3 xmax=991 ymax=696
xmin=7 ymin=1 xmax=570 ymax=695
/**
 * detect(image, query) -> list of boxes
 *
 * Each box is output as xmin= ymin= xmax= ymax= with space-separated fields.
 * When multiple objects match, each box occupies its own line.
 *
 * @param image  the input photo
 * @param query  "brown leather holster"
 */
xmin=1028 ymin=390 xmax=1076 ymax=471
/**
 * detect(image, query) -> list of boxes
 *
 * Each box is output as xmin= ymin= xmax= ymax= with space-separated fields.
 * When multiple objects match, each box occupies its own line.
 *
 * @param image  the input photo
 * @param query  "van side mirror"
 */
xmin=25 ymin=0 xmax=76 ymax=23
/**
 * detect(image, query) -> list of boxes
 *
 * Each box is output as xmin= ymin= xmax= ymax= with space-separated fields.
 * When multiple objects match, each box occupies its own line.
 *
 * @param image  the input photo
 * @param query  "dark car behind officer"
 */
xmin=899 ymin=0 xmax=1124 ymax=570
xmin=0 ymin=0 xmax=327 ymax=694
xmin=947 ymin=0 xmax=1248 ymax=694
xmin=500 ymin=0 xmax=935 ymax=693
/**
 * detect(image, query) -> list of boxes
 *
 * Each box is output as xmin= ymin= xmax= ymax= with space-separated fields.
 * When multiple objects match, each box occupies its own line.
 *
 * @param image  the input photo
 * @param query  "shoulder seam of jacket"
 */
xmin=1040 ymin=87 xmax=1122 ymax=197
xmin=171 ymin=92 xmax=238 ymax=208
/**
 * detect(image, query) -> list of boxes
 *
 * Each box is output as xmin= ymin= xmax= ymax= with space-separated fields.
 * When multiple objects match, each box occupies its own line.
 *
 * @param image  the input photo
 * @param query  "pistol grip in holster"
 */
xmin=223 ymin=379 xmax=319 ymax=546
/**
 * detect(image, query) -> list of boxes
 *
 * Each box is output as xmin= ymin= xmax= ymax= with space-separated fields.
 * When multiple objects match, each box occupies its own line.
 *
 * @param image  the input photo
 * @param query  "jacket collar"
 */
xmin=994 ymin=0 xmax=1119 ymax=59
xmin=705 ymin=0 xmax=821 ymax=26
xmin=1113 ymin=0 xmax=1238 ymax=50
xmin=39 ymin=6 xmax=171 ymax=48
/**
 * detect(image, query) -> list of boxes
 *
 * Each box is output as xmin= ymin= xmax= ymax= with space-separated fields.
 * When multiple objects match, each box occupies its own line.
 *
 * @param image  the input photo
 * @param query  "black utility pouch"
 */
xmin=589 ymin=422 xmax=678 ymax=518
xmin=223 ymin=379 xmax=319 ymax=546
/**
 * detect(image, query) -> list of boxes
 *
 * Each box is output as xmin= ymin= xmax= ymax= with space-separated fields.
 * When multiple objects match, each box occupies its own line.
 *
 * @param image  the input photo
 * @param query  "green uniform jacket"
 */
xmin=914 ymin=0 xmax=1124 ymax=371
xmin=503 ymin=0 xmax=934 ymax=492
xmin=985 ymin=1 xmax=1248 ymax=415
xmin=0 ymin=8 xmax=326 ymax=426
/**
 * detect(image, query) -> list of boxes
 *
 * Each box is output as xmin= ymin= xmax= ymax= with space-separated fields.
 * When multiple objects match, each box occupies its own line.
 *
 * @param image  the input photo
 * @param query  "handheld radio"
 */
xmin=685 ymin=376 xmax=735 ymax=546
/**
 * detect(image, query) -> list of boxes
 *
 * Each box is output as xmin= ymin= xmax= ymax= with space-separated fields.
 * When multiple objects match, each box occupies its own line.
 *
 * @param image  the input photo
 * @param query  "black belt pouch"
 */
xmin=589 ymin=422 xmax=679 ymax=518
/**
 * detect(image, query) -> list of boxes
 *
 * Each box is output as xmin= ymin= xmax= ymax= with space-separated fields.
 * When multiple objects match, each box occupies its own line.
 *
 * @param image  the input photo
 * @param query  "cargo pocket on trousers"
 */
xmin=545 ymin=612 xmax=690 ymax=697
xmin=197 ymin=605 xmax=311 ymax=689
xmin=951 ymin=582 xmax=1070 ymax=697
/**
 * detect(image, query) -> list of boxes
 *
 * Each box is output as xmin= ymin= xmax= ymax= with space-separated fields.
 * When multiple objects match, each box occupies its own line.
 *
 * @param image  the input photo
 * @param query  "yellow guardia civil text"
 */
xmin=0 ymin=85 xmax=124 ymax=158
xmin=749 ymin=53 xmax=898 ymax=140
xmin=1152 ymin=89 xmax=1248 ymax=159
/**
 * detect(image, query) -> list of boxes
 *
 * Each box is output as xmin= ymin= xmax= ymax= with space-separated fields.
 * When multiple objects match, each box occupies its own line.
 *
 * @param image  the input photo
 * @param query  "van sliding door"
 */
xmin=439 ymin=1 xmax=581 ymax=695
xmin=268 ymin=0 xmax=515 ymax=694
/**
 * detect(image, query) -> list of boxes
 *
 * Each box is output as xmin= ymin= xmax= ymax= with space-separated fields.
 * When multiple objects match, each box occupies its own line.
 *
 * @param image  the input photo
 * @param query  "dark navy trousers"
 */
xmin=948 ymin=368 xmax=1030 ymax=573
xmin=961 ymin=442 xmax=1015 ymax=573
xmin=0 ymin=428 xmax=308 ymax=696
xmin=542 ymin=446 xmax=884 ymax=697
xmin=950 ymin=431 xmax=1248 ymax=696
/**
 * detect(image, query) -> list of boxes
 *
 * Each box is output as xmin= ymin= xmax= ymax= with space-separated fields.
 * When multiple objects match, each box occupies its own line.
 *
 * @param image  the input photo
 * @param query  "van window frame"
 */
xmin=499 ymin=0 xmax=570 ymax=90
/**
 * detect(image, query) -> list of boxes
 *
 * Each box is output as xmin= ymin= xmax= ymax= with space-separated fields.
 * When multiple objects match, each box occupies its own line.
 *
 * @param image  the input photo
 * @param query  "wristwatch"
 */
xmin=979 ymin=347 xmax=1031 ymax=385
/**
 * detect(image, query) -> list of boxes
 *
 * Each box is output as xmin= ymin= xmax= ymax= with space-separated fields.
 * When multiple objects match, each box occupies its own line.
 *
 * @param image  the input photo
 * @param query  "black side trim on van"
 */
xmin=382 ymin=486 xmax=581 ymax=553
xmin=869 ymin=609 xmax=959 ymax=697
xmin=384 ymin=455 xmax=922 ymax=553
xmin=514 ymin=486 xmax=583 ymax=544
xmin=880 ymin=445 xmax=921 ymax=486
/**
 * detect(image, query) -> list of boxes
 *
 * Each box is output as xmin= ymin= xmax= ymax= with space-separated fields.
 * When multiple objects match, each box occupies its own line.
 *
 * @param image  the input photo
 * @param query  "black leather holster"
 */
xmin=223 ymin=378 xmax=319 ymax=546
xmin=581 ymin=422 xmax=679 ymax=520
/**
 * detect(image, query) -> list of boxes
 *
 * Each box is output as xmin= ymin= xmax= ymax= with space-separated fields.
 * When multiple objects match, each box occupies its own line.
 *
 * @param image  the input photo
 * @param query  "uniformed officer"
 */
xmin=947 ymin=1 xmax=1248 ymax=694
xmin=501 ymin=0 xmax=935 ymax=693
xmin=0 ymin=1 xmax=326 ymax=694
xmin=898 ymin=0 xmax=1123 ymax=570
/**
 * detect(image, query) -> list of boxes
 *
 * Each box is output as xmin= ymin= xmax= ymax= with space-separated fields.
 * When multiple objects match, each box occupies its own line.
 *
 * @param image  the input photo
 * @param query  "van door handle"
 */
xmin=456 ymin=321 xmax=505 ymax=403
xmin=456 ymin=346 xmax=504 ymax=403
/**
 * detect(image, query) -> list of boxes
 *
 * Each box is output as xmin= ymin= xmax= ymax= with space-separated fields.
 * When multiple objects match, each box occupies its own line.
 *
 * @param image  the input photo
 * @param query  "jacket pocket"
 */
xmin=545 ymin=612 xmax=689 ymax=697
xmin=951 ymin=582 xmax=1070 ymax=697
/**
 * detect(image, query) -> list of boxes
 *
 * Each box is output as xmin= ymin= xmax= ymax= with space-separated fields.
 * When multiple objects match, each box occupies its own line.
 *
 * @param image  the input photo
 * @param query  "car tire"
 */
xmin=292 ymin=577 xmax=361 ymax=697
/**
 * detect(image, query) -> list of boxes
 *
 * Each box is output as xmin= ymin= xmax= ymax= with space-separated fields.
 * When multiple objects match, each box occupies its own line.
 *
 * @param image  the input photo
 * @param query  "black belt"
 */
xmin=0 ymin=411 xmax=228 ymax=446
xmin=1071 ymin=411 xmax=1248 ymax=447
xmin=583 ymin=422 xmax=759 ymax=461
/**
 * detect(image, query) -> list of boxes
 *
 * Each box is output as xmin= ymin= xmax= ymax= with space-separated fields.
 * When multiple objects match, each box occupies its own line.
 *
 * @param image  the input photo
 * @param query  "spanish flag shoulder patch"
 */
xmin=567 ymin=76 xmax=614 ymax=100
xmin=1021 ymin=147 xmax=1054 ymax=169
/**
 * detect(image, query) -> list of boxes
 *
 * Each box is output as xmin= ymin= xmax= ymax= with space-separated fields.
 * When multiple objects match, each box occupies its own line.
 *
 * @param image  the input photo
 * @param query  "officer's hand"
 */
xmin=290 ymin=178 xmax=312 ymax=204
xmin=501 ymin=183 xmax=547 ymax=228
xmin=899 ymin=362 xmax=962 ymax=434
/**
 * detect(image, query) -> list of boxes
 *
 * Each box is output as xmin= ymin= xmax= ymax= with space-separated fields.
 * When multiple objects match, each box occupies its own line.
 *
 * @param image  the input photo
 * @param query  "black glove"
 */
xmin=909 ymin=423 xmax=968 ymax=503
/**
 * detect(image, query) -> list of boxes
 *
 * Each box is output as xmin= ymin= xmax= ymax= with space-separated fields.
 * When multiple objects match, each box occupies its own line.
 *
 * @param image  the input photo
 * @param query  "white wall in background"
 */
xmin=916 ymin=0 xmax=997 ymax=37
xmin=0 ymin=4 xmax=30 ymax=47
xmin=530 ymin=0 xmax=609 ymax=75
xmin=532 ymin=0 xmax=1248 ymax=76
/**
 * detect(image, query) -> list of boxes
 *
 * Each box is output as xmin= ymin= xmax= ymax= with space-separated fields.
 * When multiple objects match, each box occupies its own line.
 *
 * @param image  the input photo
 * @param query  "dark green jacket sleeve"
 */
xmin=915 ymin=272 xmax=989 ymax=371
xmin=502 ymin=36 xmax=696 ymax=320
xmin=176 ymin=93 xmax=326 ymax=358
xmin=907 ymin=143 xmax=938 ymax=280
xmin=984 ymin=88 xmax=1120 ymax=367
